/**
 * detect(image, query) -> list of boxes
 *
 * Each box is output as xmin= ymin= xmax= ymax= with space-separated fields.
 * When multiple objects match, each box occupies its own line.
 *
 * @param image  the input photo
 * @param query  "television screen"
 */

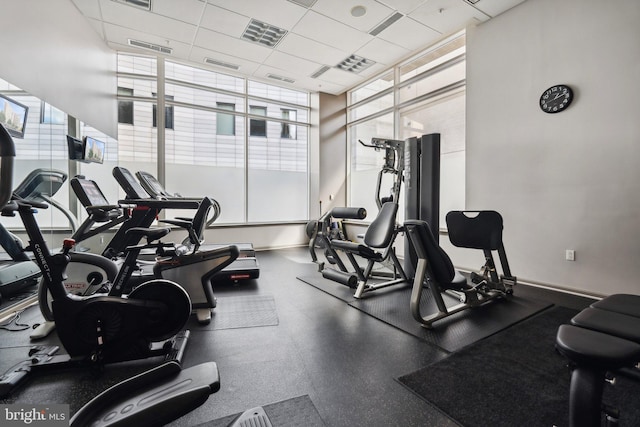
xmin=66 ymin=135 xmax=84 ymax=161
xmin=83 ymin=136 xmax=105 ymax=164
xmin=0 ymin=94 xmax=28 ymax=138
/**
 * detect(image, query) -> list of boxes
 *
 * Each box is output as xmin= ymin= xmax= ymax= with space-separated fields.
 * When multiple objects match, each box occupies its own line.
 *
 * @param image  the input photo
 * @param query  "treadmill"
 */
xmin=111 ymin=167 xmax=259 ymax=281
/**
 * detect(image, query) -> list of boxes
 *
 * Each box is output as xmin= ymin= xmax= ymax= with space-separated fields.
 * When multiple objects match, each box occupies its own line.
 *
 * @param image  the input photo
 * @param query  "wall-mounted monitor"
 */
xmin=83 ymin=136 xmax=105 ymax=164
xmin=0 ymin=93 xmax=28 ymax=139
xmin=66 ymin=135 xmax=84 ymax=161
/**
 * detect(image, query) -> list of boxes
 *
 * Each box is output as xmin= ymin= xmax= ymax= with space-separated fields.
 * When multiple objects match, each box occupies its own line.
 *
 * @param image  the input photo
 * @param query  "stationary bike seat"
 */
xmin=125 ymin=227 xmax=170 ymax=242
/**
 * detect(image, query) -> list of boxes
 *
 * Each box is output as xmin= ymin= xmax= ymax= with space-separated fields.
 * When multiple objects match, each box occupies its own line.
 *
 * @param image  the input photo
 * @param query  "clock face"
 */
xmin=540 ymin=84 xmax=573 ymax=113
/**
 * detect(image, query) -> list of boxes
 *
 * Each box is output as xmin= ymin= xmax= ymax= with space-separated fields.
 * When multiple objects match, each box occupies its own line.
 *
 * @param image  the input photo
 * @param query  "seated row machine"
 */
xmin=555 ymin=294 xmax=640 ymax=426
xmin=307 ymin=138 xmax=408 ymax=298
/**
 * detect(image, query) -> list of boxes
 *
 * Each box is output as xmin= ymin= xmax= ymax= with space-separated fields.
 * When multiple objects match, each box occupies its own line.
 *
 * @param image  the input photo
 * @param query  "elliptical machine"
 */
xmin=0 ymin=123 xmax=194 ymax=397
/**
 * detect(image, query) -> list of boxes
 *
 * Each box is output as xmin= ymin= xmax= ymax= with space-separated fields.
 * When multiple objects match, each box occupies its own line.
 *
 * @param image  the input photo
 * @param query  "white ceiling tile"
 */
xmin=189 ymin=46 xmax=262 ymax=75
xmin=292 ymin=11 xmax=373 ymax=54
xmin=354 ymin=62 xmax=390 ymax=82
xmin=199 ymin=4 xmax=251 ymax=37
xmin=317 ymin=67 xmax=364 ymax=87
xmin=277 ymin=33 xmax=349 ymax=66
xmin=104 ymin=25 xmax=193 ymax=58
xmin=99 ymin=0 xmax=197 ymax=44
xmin=355 ymin=37 xmax=410 ymax=65
xmin=253 ymin=64 xmax=299 ymax=84
xmin=207 ymin=0 xmax=308 ymax=30
xmin=375 ymin=0 xmax=429 ymax=14
xmin=263 ymin=51 xmax=324 ymax=76
xmin=76 ymin=0 xmax=524 ymax=94
xmin=194 ymin=27 xmax=273 ymax=62
xmin=312 ymin=0 xmax=395 ymax=32
xmin=151 ymin=0 xmax=206 ymax=25
xmin=409 ymin=0 xmax=490 ymax=34
xmin=376 ymin=16 xmax=441 ymax=51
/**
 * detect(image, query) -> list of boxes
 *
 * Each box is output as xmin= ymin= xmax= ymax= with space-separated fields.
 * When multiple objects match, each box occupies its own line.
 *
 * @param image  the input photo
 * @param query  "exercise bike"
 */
xmin=30 ymin=171 xmax=239 ymax=341
xmin=0 ymin=123 xmax=196 ymax=397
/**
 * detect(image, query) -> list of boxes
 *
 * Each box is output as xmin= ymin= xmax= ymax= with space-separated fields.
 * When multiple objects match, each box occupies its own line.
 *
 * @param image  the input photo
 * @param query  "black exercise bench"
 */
xmin=555 ymin=293 xmax=640 ymax=427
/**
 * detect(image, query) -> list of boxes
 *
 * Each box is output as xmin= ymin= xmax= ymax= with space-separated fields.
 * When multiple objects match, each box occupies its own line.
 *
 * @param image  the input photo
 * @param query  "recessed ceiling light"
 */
xmin=241 ymin=19 xmax=287 ymax=48
xmin=351 ymin=5 xmax=367 ymax=17
xmin=336 ymin=55 xmax=376 ymax=73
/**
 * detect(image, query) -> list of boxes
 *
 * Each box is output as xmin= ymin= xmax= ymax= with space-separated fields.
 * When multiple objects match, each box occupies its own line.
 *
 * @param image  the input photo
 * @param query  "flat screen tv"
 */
xmin=83 ymin=136 xmax=105 ymax=164
xmin=66 ymin=135 xmax=84 ymax=161
xmin=0 ymin=93 xmax=28 ymax=138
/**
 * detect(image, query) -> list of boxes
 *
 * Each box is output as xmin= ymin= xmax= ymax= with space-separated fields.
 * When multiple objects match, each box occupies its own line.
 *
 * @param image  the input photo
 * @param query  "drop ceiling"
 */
xmin=71 ymin=0 xmax=526 ymax=95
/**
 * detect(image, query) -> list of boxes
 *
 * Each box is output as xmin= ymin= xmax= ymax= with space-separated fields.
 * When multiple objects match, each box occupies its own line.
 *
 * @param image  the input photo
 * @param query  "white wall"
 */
xmin=463 ymin=0 xmax=640 ymax=296
xmin=0 ymin=0 xmax=117 ymax=137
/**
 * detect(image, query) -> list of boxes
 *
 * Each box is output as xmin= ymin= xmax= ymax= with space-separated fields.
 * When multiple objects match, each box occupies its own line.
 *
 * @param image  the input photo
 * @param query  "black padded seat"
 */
xmin=125 ymin=227 xmax=171 ymax=242
xmin=591 ymin=293 xmax=640 ymax=318
xmin=571 ymin=307 xmax=640 ymax=343
xmin=405 ymin=220 xmax=469 ymax=291
xmin=556 ymin=324 xmax=640 ymax=370
xmin=364 ymin=202 xmax=397 ymax=248
xmin=330 ymin=202 xmax=398 ymax=261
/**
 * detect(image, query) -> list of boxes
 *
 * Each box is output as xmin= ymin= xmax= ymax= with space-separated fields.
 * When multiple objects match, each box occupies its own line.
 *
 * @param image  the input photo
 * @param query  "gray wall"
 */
xmin=318 ymin=92 xmax=348 ymax=216
xmin=462 ymin=0 xmax=640 ymax=296
xmin=0 ymin=0 xmax=117 ymax=137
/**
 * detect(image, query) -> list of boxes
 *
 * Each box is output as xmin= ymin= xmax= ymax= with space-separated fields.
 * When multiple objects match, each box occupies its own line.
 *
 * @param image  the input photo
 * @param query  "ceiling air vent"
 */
xmin=267 ymin=74 xmax=295 ymax=84
xmin=310 ymin=65 xmax=331 ymax=79
xmin=336 ymin=55 xmax=376 ymax=73
xmin=241 ymin=19 xmax=287 ymax=48
xmin=128 ymin=39 xmax=172 ymax=55
xmin=204 ymin=58 xmax=240 ymax=70
xmin=286 ymin=0 xmax=317 ymax=8
xmin=369 ymin=12 xmax=403 ymax=36
xmin=112 ymin=0 xmax=151 ymax=10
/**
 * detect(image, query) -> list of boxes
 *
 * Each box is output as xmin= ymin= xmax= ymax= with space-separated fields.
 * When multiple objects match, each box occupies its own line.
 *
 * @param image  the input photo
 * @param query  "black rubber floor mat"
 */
xmin=192 ymin=295 xmax=279 ymax=331
xmin=298 ymin=274 xmax=550 ymax=352
xmin=396 ymin=306 xmax=640 ymax=427
xmin=297 ymin=274 xmax=361 ymax=302
xmin=194 ymin=395 xmax=326 ymax=427
xmin=349 ymin=285 xmax=551 ymax=352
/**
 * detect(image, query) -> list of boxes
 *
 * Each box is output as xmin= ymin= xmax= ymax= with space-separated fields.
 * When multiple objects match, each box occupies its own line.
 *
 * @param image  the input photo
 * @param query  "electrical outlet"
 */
xmin=565 ymin=250 xmax=575 ymax=261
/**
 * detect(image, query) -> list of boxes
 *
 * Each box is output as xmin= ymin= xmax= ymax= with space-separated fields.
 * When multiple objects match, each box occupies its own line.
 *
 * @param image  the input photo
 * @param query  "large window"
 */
xmin=347 ymin=32 xmax=466 ymax=226
xmin=1 ymin=54 xmax=310 ymax=234
xmin=118 ymin=55 xmax=310 ymax=224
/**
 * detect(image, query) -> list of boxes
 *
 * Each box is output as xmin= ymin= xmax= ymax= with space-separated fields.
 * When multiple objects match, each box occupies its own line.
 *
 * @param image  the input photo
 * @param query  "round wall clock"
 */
xmin=539 ymin=84 xmax=573 ymax=113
